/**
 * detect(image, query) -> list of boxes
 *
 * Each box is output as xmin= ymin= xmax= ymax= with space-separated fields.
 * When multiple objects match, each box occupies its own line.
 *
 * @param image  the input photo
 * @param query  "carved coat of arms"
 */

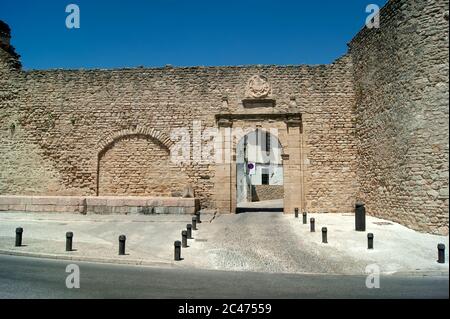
xmin=245 ymin=75 xmax=271 ymax=98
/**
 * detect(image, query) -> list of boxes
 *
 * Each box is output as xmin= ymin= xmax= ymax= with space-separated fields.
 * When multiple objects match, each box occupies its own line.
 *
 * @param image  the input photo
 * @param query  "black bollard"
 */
xmin=182 ymin=230 xmax=188 ymax=248
xmin=187 ymin=224 xmax=193 ymax=239
xmin=295 ymin=208 xmax=299 ymax=218
xmin=437 ymin=244 xmax=445 ymax=264
xmin=195 ymin=211 xmax=202 ymax=224
xmin=66 ymin=232 xmax=73 ymax=252
xmin=174 ymin=241 xmax=181 ymax=261
xmin=355 ymin=201 xmax=366 ymax=231
xmin=15 ymin=227 xmax=23 ymax=247
xmin=192 ymin=216 xmax=197 ymax=230
xmin=303 ymin=212 xmax=307 ymax=224
xmin=322 ymin=227 xmax=328 ymax=243
xmin=368 ymin=233 xmax=374 ymax=249
xmin=310 ymin=218 xmax=315 ymax=232
xmin=119 ymin=235 xmax=126 ymax=255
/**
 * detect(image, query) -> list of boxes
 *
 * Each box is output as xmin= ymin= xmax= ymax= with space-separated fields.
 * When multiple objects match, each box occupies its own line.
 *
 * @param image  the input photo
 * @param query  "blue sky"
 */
xmin=0 ymin=0 xmax=387 ymax=69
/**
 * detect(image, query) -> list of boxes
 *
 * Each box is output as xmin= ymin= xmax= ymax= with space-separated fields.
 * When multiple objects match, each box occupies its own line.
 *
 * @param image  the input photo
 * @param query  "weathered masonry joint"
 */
xmin=0 ymin=0 xmax=448 ymax=235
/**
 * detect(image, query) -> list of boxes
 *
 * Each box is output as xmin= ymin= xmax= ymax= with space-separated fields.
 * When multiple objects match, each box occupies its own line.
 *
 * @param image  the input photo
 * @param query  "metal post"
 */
xmin=174 ymin=241 xmax=181 ymax=261
xmin=355 ymin=201 xmax=366 ymax=231
xmin=182 ymin=230 xmax=188 ymax=248
xmin=66 ymin=232 xmax=73 ymax=251
xmin=119 ymin=235 xmax=126 ymax=255
xmin=322 ymin=227 xmax=328 ymax=243
xmin=195 ymin=211 xmax=202 ymax=224
xmin=368 ymin=233 xmax=374 ymax=249
xmin=187 ymin=224 xmax=193 ymax=239
xmin=303 ymin=212 xmax=307 ymax=224
xmin=15 ymin=227 xmax=23 ymax=247
xmin=295 ymin=208 xmax=299 ymax=218
xmin=438 ymin=244 xmax=445 ymax=264
xmin=192 ymin=216 xmax=197 ymax=230
xmin=310 ymin=218 xmax=315 ymax=232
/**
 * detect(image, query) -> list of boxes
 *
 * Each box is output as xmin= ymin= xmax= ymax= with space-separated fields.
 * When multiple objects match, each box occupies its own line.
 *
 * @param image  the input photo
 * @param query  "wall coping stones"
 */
xmin=0 ymin=195 xmax=199 ymax=214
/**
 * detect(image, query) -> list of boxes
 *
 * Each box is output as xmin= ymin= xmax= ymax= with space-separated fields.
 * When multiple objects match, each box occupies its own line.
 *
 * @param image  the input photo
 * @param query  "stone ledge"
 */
xmin=0 ymin=195 xmax=199 ymax=215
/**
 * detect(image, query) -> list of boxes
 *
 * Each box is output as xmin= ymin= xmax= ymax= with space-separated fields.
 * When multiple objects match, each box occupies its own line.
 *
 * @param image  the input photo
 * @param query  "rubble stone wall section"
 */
xmin=349 ymin=0 xmax=449 ymax=234
xmin=252 ymin=185 xmax=284 ymax=202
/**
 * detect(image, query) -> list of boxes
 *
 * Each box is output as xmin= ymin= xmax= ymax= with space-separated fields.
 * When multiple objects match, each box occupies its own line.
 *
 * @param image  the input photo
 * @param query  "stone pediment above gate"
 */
xmin=215 ymin=112 xmax=301 ymax=127
xmin=242 ymin=75 xmax=275 ymax=108
xmin=242 ymin=98 xmax=276 ymax=108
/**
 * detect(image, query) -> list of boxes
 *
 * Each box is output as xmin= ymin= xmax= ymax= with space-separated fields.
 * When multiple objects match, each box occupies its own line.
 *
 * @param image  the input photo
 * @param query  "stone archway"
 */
xmin=213 ymin=113 xmax=304 ymax=214
xmin=96 ymin=127 xmax=187 ymax=196
xmin=95 ymin=126 xmax=174 ymax=153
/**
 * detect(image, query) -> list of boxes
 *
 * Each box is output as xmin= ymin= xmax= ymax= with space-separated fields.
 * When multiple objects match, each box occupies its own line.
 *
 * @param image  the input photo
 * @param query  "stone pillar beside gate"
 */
xmin=212 ymin=122 xmax=233 ymax=213
xmin=283 ymin=118 xmax=303 ymax=214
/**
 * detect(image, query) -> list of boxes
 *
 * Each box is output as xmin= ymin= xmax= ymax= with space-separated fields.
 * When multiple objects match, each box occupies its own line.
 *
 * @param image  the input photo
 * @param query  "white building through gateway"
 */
xmin=236 ymin=129 xmax=283 ymax=207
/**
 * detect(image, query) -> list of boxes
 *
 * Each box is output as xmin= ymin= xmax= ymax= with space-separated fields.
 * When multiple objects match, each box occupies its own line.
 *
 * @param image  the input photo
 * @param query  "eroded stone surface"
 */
xmin=349 ymin=0 xmax=449 ymax=235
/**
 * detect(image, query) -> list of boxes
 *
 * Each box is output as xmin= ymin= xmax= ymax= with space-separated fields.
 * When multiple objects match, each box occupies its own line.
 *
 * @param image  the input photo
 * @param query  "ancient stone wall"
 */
xmin=1 ymin=0 xmax=448 ymax=233
xmin=349 ymin=0 xmax=449 ymax=234
xmin=0 ymin=48 xmax=358 ymax=212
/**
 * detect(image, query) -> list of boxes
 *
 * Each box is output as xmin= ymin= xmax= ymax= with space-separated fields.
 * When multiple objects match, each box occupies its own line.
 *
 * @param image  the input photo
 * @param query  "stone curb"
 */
xmin=0 ymin=249 xmax=180 ymax=269
xmin=390 ymin=270 xmax=449 ymax=277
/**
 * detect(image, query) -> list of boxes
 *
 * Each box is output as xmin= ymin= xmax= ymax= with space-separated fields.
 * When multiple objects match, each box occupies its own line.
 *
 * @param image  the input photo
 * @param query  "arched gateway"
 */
xmin=213 ymin=113 xmax=305 ymax=215
xmin=236 ymin=129 xmax=284 ymax=212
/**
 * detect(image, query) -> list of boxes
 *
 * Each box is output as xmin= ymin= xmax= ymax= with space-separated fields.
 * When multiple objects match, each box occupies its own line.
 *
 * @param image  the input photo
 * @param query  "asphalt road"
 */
xmin=0 ymin=255 xmax=448 ymax=299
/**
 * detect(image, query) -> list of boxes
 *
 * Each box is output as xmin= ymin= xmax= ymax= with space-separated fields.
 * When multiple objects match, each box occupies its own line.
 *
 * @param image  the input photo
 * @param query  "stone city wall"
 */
xmin=349 ymin=0 xmax=449 ymax=234
xmin=0 ymin=51 xmax=357 ymax=213
xmin=0 ymin=0 xmax=448 ymax=234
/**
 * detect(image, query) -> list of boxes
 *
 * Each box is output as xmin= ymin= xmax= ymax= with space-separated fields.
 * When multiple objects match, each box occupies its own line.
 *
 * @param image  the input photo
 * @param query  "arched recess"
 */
xmin=95 ymin=127 xmax=187 ymax=196
xmin=214 ymin=113 xmax=304 ymax=214
xmin=95 ymin=126 xmax=174 ymax=155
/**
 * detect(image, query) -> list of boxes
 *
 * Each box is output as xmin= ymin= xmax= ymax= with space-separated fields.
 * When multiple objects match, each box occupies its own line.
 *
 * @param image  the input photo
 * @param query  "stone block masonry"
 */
xmin=0 ymin=195 xmax=200 ymax=215
xmin=0 ymin=55 xmax=358 ymax=215
xmin=0 ymin=0 xmax=448 ymax=234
